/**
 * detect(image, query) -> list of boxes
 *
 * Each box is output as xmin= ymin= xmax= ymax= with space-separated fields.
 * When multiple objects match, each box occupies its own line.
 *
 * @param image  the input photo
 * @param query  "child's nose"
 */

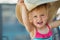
xmin=37 ymin=16 xmax=42 ymax=21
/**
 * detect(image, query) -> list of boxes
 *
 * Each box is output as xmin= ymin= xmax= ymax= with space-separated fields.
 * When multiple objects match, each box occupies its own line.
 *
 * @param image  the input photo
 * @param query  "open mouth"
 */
xmin=37 ymin=22 xmax=43 ymax=25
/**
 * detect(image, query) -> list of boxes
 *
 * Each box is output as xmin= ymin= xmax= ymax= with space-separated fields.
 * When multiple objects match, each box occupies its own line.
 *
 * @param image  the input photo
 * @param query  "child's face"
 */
xmin=30 ymin=6 xmax=48 ymax=28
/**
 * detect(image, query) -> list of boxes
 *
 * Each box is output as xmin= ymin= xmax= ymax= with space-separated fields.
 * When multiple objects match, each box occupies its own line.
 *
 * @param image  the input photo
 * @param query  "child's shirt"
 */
xmin=33 ymin=24 xmax=53 ymax=40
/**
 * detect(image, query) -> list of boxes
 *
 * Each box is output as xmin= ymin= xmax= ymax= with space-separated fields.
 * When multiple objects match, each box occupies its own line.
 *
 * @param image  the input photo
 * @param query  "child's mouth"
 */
xmin=37 ymin=22 xmax=43 ymax=25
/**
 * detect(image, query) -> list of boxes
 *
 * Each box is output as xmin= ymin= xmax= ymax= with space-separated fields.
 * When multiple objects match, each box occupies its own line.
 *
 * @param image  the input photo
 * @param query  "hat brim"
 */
xmin=24 ymin=0 xmax=58 ymax=11
xmin=16 ymin=4 xmax=23 ymax=24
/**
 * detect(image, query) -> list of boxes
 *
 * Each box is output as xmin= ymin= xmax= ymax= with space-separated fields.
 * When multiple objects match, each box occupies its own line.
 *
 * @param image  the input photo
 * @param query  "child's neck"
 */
xmin=37 ymin=25 xmax=47 ymax=31
xmin=37 ymin=25 xmax=49 ymax=34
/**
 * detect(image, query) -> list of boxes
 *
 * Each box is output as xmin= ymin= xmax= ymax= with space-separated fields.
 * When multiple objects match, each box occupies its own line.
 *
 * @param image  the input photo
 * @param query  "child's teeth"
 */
xmin=37 ymin=22 xmax=43 ymax=24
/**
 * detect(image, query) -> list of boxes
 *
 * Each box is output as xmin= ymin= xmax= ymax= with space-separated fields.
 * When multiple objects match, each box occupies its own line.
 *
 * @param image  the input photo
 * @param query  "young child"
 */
xmin=16 ymin=0 xmax=60 ymax=40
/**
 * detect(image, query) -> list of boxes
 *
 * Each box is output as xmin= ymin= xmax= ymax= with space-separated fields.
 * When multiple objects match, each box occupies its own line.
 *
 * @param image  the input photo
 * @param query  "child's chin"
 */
xmin=36 ymin=25 xmax=43 ymax=28
xmin=37 ymin=26 xmax=43 ymax=29
xmin=37 ymin=24 xmax=45 ymax=27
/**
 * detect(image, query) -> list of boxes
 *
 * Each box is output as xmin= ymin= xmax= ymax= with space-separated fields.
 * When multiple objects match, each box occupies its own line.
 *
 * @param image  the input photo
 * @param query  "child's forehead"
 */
xmin=32 ymin=12 xmax=47 ymax=16
xmin=31 ymin=7 xmax=47 ymax=14
xmin=31 ymin=6 xmax=47 ymax=12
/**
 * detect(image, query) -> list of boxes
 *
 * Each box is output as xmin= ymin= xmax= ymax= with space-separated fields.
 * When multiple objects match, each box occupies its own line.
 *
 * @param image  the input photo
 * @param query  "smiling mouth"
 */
xmin=37 ymin=22 xmax=43 ymax=25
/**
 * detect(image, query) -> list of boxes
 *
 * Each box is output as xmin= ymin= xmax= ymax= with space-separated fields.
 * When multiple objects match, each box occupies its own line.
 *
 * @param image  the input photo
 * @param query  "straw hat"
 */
xmin=24 ymin=0 xmax=58 ymax=11
xmin=16 ymin=0 xmax=58 ymax=25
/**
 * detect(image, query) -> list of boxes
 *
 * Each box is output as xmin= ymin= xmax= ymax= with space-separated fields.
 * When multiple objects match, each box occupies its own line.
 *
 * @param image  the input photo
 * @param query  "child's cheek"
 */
xmin=42 ymin=16 xmax=48 ymax=21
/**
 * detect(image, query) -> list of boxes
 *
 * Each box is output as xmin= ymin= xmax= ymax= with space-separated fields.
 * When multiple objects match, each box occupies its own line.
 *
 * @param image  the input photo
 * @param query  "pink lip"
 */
xmin=37 ymin=22 xmax=43 ymax=25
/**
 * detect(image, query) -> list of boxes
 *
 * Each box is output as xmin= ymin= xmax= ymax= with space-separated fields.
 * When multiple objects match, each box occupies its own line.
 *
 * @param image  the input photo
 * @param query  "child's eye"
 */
xmin=34 ymin=16 xmax=37 ymax=18
xmin=41 ymin=15 xmax=44 ymax=16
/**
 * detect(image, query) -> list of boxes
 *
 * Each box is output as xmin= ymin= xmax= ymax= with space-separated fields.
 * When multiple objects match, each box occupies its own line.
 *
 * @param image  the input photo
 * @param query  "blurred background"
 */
xmin=0 ymin=0 xmax=60 ymax=40
xmin=0 ymin=0 xmax=30 ymax=40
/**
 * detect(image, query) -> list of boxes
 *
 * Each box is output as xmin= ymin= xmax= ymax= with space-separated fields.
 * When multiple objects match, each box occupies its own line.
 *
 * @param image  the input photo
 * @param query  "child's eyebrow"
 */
xmin=33 ymin=15 xmax=37 ymax=16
